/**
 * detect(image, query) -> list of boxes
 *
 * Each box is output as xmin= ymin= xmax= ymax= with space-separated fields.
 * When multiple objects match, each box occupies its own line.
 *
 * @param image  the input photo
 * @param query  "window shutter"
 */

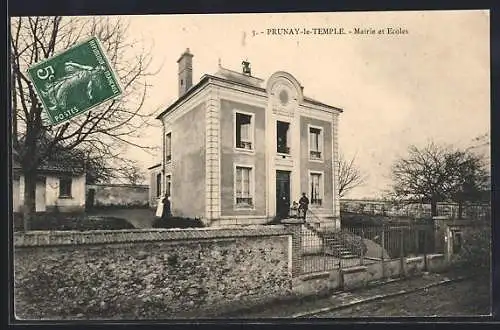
xmin=235 ymin=168 xmax=242 ymax=197
xmin=242 ymin=168 xmax=250 ymax=197
xmin=319 ymin=130 xmax=323 ymax=154
xmin=241 ymin=123 xmax=250 ymax=141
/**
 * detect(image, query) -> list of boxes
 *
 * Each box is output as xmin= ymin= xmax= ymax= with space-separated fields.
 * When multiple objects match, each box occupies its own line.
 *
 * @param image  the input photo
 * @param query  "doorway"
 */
xmin=276 ymin=170 xmax=291 ymax=219
xmin=35 ymin=176 xmax=46 ymax=212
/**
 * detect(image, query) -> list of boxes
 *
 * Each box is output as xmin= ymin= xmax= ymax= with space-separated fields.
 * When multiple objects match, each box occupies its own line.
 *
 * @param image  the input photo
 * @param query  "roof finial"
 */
xmin=218 ymin=57 xmax=222 ymax=67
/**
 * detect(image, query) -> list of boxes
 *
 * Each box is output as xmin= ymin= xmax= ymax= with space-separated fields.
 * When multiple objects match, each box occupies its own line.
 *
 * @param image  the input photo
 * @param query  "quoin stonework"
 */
xmin=150 ymin=48 xmax=343 ymax=228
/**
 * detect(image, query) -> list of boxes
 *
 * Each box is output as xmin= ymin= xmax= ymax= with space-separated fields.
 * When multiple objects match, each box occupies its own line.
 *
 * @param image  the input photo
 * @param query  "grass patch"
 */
xmin=89 ymin=204 xmax=149 ymax=210
xmin=13 ymin=212 xmax=135 ymax=231
xmin=152 ymin=217 xmax=205 ymax=229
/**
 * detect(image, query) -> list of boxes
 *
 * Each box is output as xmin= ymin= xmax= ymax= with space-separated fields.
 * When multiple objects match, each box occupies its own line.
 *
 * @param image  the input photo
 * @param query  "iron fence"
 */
xmin=300 ymin=220 xmax=443 ymax=275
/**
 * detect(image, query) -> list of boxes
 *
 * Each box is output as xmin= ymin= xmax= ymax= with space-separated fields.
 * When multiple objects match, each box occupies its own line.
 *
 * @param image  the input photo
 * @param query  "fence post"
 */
xmin=423 ymin=226 xmax=428 ymax=272
xmin=323 ymin=232 xmax=328 ymax=272
xmin=360 ymin=227 xmax=365 ymax=266
xmin=400 ymin=226 xmax=406 ymax=278
xmin=381 ymin=224 xmax=386 ymax=279
xmin=281 ymin=218 xmax=303 ymax=277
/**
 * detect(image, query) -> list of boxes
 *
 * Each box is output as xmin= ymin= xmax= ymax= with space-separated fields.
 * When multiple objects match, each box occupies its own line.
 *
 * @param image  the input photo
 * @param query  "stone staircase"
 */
xmin=302 ymin=219 xmax=357 ymax=259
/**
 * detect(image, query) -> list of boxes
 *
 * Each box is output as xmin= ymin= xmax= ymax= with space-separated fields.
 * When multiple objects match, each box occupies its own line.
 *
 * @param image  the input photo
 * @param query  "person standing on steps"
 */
xmin=298 ymin=193 xmax=309 ymax=221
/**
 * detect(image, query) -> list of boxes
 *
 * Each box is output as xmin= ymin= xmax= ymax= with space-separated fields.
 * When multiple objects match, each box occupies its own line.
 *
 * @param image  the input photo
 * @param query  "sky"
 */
xmin=118 ymin=10 xmax=489 ymax=199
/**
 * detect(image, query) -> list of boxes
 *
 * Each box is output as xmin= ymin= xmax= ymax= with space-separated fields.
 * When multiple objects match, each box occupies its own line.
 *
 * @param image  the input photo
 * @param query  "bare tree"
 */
xmin=448 ymin=149 xmax=489 ymax=218
xmin=118 ymin=163 xmax=146 ymax=186
xmin=10 ymin=16 xmax=158 ymax=230
xmin=391 ymin=141 xmax=488 ymax=217
xmin=338 ymin=152 xmax=366 ymax=198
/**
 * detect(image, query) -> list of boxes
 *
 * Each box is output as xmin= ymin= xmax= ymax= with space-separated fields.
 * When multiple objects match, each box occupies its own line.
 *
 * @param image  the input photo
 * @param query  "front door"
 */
xmin=276 ymin=170 xmax=291 ymax=219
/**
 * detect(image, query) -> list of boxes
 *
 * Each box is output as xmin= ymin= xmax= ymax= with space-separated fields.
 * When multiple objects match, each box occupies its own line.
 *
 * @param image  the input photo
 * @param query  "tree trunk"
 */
xmin=22 ymin=169 xmax=37 ymax=231
xmin=431 ymin=199 xmax=438 ymax=217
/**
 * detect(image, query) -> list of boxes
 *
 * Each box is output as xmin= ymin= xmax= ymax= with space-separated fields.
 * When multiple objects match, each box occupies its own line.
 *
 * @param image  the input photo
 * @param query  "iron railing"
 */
xmin=300 ymin=212 xmax=442 ymax=275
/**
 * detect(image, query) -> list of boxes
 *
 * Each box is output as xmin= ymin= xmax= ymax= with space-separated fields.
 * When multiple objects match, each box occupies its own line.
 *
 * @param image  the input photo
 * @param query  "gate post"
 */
xmin=360 ymin=227 xmax=365 ymax=266
xmin=381 ymin=224 xmax=386 ymax=279
xmin=400 ymin=226 xmax=406 ymax=278
xmin=281 ymin=218 xmax=304 ymax=277
xmin=423 ymin=226 xmax=428 ymax=272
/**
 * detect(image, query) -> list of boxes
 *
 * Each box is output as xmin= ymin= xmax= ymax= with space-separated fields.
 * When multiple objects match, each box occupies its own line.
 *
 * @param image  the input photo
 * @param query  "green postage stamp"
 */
xmin=27 ymin=36 xmax=123 ymax=126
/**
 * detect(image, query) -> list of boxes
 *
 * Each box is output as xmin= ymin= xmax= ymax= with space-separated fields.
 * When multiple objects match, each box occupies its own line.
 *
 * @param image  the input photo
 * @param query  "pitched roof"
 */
xmin=156 ymin=69 xmax=342 ymax=119
xmin=147 ymin=163 xmax=162 ymax=170
xmin=13 ymin=134 xmax=86 ymax=174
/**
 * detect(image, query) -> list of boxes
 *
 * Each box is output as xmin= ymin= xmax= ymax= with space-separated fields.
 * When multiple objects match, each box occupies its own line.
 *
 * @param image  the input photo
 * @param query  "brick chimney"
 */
xmin=242 ymin=59 xmax=251 ymax=76
xmin=177 ymin=48 xmax=193 ymax=97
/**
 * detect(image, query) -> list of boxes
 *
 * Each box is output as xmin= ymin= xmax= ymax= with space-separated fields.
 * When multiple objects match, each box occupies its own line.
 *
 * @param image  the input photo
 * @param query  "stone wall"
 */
xmin=87 ymin=184 xmax=149 ymax=208
xmin=293 ymin=254 xmax=449 ymax=297
xmin=14 ymin=226 xmax=292 ymax=320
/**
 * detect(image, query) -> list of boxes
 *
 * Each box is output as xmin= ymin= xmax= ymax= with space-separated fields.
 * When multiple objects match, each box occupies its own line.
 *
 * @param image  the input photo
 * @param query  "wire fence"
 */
xmin=301 ymin=221 xmax=442 ymax=275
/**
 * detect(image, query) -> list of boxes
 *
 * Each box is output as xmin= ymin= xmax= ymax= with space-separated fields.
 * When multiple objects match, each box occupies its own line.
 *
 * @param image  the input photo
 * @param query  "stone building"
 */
xmin=147 ymin=163 xmax=163 ymax=208
xmin=152 ymin=48 xmax=343 ymax=228
xmin=12 ymin=150 xmax=86 ymax=213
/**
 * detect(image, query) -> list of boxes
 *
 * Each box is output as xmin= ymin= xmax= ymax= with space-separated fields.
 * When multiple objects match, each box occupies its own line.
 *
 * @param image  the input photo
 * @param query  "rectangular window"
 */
xmin=165 ymin=175 xmax=171 ymax=197
xmin=309 ymin=127 xmax=323 ymax=160
xmin=310 ymin=172 xmax=322 ymax=206
xmin=235 ymin=166 xmax=253 ymax=207
xmin=165 ymin=132 xmax=172 ymax=162
xmin=277 ymin=121 xmax=290 ymax=154
xmin=235 ymin=112 xmax=253 ymax=150
xmin=156 ymin=173 xmax=162 ymax=197
xmin=59 ymin=177 xmax=72 ymax=197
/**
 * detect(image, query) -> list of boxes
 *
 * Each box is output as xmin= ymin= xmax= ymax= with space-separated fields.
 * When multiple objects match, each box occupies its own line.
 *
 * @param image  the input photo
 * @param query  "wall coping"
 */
xmin=406 ymin=256 xmax=424 ymax=263
xmin=427 ymin=254 xmax=445 ymax=260
xmin=14 ymin=225 xmax=290 ymax=247
xmin=341 ymin=265 xmax=367 ymax=274
xmin=298 ymin=271 xmax=330 ymax=281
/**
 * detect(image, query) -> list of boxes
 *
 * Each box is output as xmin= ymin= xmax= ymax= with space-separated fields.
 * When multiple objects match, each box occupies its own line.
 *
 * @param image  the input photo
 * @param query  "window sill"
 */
xmin=276 ymin=152 xmax=291 ymax=157
xmin=234 ymin=205 xmax=255 ymax=211
xmin=234 ymin=147 xmax=255 ymax=154
xmin=309 ymin=158 xmax=324 ymax=163
xmin=58 ymin=196 xmax=73 ymax=199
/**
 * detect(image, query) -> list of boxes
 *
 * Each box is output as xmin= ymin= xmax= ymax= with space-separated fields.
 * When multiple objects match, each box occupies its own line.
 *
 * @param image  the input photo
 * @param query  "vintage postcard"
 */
xmin=11 ymin=10 xmax=491 ymax=320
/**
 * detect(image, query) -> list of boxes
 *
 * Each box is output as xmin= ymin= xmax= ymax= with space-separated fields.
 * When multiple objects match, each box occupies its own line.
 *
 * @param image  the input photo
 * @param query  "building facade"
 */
xmin=154 ymin=49 xmax=343 ymax=228
xmin=13 ymin=161 xmax=86 ymax=213
xmin=148 ymin=163 xmax=163 ymax=208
